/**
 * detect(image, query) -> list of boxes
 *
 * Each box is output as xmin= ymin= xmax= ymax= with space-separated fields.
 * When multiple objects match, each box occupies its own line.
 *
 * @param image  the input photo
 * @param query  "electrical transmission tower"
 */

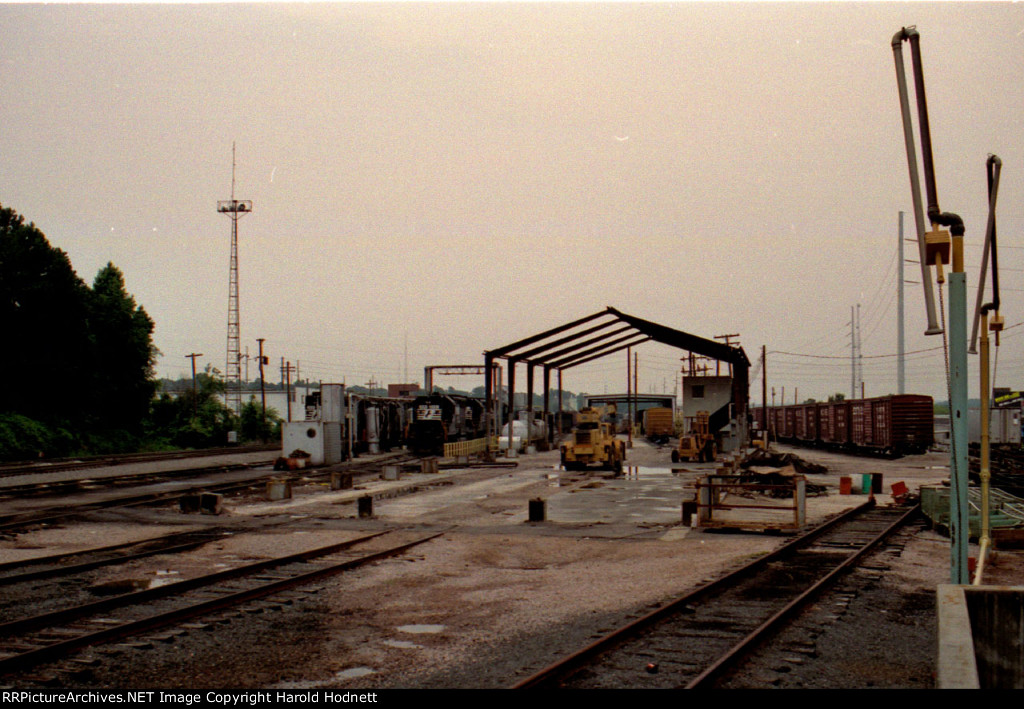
xmin=217 ymin=143 xmax=252 ymax=416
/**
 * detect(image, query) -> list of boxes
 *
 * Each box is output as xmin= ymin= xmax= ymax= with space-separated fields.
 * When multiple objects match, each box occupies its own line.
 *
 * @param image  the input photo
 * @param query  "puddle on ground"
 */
xmin=332 ymin=668 xmax=375 ymax=681
xmin=397 ymin=624 xmax=445 ymax=634
xmin=383 ymin=639 xmax=422 ymax=649
xmin=620 ymin=466 xmax=679 ymax=479
xmin=149 ymin=570 xmax=180 ymax=588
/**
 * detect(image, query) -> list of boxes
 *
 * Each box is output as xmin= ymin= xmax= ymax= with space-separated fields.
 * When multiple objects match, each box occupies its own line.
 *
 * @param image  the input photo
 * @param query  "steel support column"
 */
xmin=949 ymin=243 xmax=970 ymax=585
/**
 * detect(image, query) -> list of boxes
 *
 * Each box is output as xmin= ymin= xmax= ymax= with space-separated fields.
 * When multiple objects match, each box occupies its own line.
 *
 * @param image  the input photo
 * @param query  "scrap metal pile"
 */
xmin=737 ymin=449 xmax=829 ymax=498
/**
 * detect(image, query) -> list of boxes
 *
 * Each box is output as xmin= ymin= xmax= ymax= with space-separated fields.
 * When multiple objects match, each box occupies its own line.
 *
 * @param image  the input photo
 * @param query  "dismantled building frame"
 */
xmin=482 ymin=307 xmax=751 ymax=451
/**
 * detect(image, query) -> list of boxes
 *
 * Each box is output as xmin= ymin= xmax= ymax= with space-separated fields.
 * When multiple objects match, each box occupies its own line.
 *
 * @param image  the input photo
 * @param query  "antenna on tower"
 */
xmin=217 ymin=142 xmax=253 ymax=416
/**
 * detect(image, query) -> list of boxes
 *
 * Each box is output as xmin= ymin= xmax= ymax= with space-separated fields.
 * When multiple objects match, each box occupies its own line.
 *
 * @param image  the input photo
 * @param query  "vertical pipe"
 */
xmin=949 ymin=236 xmax=970 ymax=585
xmin=892 ymin=30 xmax=942 ymax=335
xmin=976 ymin=310 xmax=992 ymax=584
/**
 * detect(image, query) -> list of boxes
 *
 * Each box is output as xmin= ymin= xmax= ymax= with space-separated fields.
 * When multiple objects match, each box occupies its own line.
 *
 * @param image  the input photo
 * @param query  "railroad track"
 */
xmin=0 ymin=528 xmax=252 ymax=587
xmin=513 ymin=501 xmax=919 ymax=689
xmin=0 ymin=530 xmax=443 ymax=681
xmin=0 ymin=453 xmax=419 ymax=533
xmin=0 ymin=445 xmax=280 ymax=479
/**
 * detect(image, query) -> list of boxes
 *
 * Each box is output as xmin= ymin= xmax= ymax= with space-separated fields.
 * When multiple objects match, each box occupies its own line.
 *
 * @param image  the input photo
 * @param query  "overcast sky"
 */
xmin=2 ymin=2 xmax=1022 ymax=404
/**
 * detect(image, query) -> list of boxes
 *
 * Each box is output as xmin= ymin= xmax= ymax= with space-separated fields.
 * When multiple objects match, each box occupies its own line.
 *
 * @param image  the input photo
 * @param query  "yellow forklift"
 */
xmin=672 ymin=410 xmax=718 ymax=463
xmin=560 ymin=405 xmax=626 ymax=473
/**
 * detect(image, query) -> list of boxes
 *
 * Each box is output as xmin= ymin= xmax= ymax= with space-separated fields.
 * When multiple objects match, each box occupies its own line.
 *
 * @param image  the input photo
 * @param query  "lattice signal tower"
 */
xmin=217 ymin=143 xmax=252 ymax=416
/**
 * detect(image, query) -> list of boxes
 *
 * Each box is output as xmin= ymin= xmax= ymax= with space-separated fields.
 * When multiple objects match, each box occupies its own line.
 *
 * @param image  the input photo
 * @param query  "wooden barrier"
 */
xmin=695 ymin=474 xmax=806 ymax=532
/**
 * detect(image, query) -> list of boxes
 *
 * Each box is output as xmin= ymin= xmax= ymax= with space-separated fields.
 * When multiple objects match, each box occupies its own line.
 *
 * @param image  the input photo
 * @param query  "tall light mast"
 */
xmin=217 ymin=143 xmax=252 ymax=416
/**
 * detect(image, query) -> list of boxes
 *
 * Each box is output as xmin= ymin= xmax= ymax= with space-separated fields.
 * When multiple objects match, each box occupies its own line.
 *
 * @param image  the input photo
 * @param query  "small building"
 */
xmin=388 ymin=383 xmax=420 ymax=398
xmin=681 ymin=374 xmax=740 ymax=452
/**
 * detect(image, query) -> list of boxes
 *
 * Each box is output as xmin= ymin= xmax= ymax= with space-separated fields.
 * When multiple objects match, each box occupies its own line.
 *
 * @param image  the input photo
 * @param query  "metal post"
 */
xmin=507 ymin=360 xmax=516 ymax=455
xmin=558 ymin=369 xmax=564 ymax=436
xmin=949 ymin=235 xmax=970 ymax=585
xmin=526 ymin=362 xmax=535 ymax=447
xmin=543 ymin=366 xmax=551 ymax=444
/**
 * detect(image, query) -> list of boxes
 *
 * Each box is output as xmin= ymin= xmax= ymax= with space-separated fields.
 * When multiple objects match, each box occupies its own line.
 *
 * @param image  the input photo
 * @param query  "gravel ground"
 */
xmin=3 ymin=440 xmax=1022 ymax=689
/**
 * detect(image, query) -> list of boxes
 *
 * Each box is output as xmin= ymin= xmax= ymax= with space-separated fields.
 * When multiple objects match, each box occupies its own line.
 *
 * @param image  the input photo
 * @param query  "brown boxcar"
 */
xmin=802 ymin=404 xmax=819 ymax=443
xmin=763 ymin=395 xmax=930 ymax=457
xmin=782 ymin=406 xmax=797 ymax=440
xmin=873 ymin=394 xmax=934 ymax=455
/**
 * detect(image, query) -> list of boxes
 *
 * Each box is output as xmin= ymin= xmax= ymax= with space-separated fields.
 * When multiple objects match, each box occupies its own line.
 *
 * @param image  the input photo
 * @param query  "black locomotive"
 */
xmin=404 ymin=393 xmax=487 ymax=455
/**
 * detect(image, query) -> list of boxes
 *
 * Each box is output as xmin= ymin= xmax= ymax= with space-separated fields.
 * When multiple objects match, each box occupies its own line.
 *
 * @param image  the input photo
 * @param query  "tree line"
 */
xmin=0 ymin=203 xmax=279 ymax=460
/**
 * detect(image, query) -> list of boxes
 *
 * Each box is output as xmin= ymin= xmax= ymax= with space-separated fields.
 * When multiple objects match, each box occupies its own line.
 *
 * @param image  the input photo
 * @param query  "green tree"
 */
xmin=85 ymin=263 xmax=159 ymax=433
xmin=148 ymin=367 xmax=238 ymax=449
xmin=0 ymin=205 xmax=91 ymax=422
xmin=240 ymin=396 xmax=282 ymax=442
xmin=0 ymin=203 xmax=160 ymax=458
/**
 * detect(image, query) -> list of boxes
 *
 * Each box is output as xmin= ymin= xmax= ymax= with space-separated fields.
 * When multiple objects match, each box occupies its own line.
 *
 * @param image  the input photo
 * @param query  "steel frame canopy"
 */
xmin=483 ymin=307 xmax=751 ymax=445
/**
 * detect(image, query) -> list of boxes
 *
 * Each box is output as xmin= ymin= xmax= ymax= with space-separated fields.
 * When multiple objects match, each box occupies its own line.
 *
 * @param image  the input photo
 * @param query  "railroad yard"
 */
xmin=1 ymin=440 xmax=1021 ymax=690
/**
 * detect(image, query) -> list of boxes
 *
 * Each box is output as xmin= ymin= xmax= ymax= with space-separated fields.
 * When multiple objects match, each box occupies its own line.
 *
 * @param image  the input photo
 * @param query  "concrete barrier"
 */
xmin=938 ymin=584 xmax=1024 ymax=688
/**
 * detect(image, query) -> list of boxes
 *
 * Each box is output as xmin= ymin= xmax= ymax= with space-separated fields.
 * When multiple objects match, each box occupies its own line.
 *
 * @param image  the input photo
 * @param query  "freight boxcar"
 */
xmin=762 ymin=394 xmax=932 ymax=458
xmin=643 ymin=407 xmax=675 ymax=444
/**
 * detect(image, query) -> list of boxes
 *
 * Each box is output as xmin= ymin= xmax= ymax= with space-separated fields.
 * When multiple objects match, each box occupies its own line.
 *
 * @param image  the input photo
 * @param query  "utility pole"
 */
xmin=714 ymin=334 xmax=740 ymax=377
xmin=857 ymin=303 xmax=863 ymax=396
xmin=282 ymin=360 xmax=295 ymax=422
xmin=626 ymin=348 xmax=632 ymax=447
xmin=186 ymin=353 xmax=203 ymax=419
xmin=761 ymin=345 xmax=767 ymax=444
xmin=256 ymin=338 xmax=267 ymax=437
xmin=633 ymin=351 xmax=638 ymax=442
xmin=898 ymin=211 xmax=906 ymax=394
xmin=850 ymin=306 xmax=856 ymax=399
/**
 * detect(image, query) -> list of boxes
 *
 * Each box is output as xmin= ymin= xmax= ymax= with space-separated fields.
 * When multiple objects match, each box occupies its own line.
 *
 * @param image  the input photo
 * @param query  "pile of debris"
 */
xmin=738 ymin=449 xmax=829 ymax=497
xmin=741 ymin=449 xmax=828 ymax=476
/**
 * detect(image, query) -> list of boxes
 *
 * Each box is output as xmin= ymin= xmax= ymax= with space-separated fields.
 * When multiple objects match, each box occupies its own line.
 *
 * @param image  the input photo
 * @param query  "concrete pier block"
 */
xmin=330 ymin=472 xmax=353 ymax=490
xmin=199 ymin=492 xmax=223 ymax=515
xmin=358 ymin=495 xmax=373 ymax=518
xmin=528 ymin=498 xmax=546 ymax=522
xmin=267 ymin=479 xmax=292 ymax=501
